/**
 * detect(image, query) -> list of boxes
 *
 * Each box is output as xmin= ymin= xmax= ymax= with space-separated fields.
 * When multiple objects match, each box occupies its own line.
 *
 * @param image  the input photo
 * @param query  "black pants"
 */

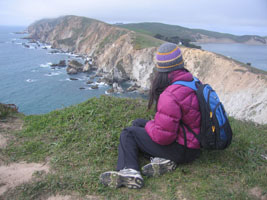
xmin=117 ymin=119 xmax=201 ymax=171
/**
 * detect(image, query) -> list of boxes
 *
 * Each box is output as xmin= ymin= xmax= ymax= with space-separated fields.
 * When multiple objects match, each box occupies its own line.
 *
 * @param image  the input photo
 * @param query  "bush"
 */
xmin=0 ymin=103 xmax=18 ymax=119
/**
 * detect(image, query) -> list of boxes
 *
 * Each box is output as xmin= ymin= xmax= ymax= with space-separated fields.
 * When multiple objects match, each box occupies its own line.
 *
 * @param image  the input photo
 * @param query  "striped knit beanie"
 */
xmin=156 ymin=43 xmax=184 ymax=72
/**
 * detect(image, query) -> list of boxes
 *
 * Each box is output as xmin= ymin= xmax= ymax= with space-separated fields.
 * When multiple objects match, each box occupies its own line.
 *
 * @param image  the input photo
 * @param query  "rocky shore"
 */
xmin=21 ymin=36 xmax=137 ymax=95
xmin=26 ymin=15 xmax=267 ymax=124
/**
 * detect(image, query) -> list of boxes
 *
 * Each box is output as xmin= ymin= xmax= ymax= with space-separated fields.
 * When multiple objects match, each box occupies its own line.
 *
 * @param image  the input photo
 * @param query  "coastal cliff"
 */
xmin=28 ymin=15 xmax=267 ymax=124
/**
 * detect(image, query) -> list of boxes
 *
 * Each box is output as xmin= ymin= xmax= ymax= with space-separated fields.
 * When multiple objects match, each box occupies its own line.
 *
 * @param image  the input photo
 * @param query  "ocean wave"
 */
xmin=40 ymin=62 xmax=52 ymax=68
xmin=41 ymin=45 xmax=51 ymax=49
xmin=97 ymin=82 xmax=108 ymax=86
xmin=105 ymin=90 xmax=111 ymax=95
xmin=26 ymin=79 xmax=37 ymax=83
xmin=65 ymin=52 xmax=80 ymax=57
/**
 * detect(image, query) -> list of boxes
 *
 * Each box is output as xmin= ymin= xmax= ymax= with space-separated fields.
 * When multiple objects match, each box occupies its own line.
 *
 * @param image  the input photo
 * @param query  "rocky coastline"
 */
xmin=22 ymin=36 xmax=136 ymax=94
xmin=26 ymin=15 xmax=267 ymax=124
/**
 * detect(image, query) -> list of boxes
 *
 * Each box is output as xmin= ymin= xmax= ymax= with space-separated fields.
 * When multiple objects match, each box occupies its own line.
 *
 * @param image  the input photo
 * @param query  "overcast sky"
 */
xmin=0 ymin=0 xmax=267 ymax=36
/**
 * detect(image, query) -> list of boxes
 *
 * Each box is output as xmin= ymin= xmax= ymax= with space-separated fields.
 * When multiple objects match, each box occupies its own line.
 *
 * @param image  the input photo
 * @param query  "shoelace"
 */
xmin=150 ymin=157 xmax=169 ymax=164
xmin=120 ymin=168 xmax=140 ymax=175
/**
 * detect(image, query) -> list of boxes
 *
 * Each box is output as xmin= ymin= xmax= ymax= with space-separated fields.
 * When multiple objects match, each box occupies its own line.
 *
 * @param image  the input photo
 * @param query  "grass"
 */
xmin=1 ymin=96 xmax=267 ymax=199
xmin=118 ymin=22 xmax=267 ymax=44
xmin=132 ymin=33 xmax=164 ymax=50
xmin=97 ymin=30 xmax=128 ymax=52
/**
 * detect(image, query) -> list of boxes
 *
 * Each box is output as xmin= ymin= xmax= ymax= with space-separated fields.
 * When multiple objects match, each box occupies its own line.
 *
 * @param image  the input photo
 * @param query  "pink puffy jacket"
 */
xmin=145 ymin=69 xmax=201 ymax=149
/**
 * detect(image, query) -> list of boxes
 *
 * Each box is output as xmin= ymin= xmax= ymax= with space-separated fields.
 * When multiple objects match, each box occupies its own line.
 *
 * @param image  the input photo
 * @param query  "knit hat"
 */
xmin=156 ymin=43 xmax=184 ymax=72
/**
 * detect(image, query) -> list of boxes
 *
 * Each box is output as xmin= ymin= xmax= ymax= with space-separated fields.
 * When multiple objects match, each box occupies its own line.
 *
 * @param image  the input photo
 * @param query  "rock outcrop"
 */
xmin=181 ymin=48 xmax=267 ymax=124
xmin=27 ymin=15 xmax=267 ymax=124
xmin=51 ymin=60 xmax=66 ymax=67
xmin=66 ymin=60 xmax=91 ymax=74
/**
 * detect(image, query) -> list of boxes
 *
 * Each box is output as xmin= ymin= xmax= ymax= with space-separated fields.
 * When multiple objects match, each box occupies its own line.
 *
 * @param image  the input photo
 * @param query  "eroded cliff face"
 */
xmin=181 ymin=47 xmax=267 ymax=124
xmin=28 ymin=16 xmax=157 ymax=89
xmin=28 ymin=16 xmax=267 ymax=124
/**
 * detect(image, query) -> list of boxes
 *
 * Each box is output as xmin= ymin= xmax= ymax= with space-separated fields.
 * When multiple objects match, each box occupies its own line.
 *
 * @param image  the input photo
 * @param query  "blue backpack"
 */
xmin=172 ymin=77 xmax=232 ymax=150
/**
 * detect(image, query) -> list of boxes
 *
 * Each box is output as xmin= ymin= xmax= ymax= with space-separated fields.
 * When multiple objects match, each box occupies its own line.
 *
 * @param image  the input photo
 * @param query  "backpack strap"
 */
xmin=172 ymin=77 xmax=200 ymax=91
xmin=183 ymin=123 xmax=200 ymax=141
xmin=180 ymin=124 xmax=187 ymax=161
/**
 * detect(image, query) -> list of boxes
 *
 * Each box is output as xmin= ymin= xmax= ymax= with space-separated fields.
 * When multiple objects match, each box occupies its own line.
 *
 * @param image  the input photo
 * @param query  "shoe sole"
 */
xmin=100 ymin=171 xmax=144 ymax=189
xmin=142 ymin=160 xmax=177 ymax=177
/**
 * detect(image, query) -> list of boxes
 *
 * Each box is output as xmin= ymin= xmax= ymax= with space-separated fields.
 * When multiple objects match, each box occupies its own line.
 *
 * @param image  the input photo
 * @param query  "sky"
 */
xmin=0 ymin=0 xmax=267 ymax=36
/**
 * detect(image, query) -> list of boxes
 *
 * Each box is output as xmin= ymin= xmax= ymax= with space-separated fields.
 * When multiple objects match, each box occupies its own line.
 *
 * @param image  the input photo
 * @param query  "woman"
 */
xmin=100 ymin=43 xmax=201 ymax=189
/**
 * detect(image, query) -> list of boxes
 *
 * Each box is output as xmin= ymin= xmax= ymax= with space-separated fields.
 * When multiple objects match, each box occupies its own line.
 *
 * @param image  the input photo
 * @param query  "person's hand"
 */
xmin=132 ymin=118 xmax=149 ymax=127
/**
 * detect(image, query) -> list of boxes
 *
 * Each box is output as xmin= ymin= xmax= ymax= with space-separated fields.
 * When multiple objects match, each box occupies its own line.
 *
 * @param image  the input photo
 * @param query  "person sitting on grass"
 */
xmin=100 ymin=42 xmax=201 ymax=189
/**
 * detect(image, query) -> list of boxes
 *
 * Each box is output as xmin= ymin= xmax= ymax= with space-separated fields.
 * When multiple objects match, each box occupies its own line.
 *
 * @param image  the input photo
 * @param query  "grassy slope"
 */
xmin=117 ymin=22 xmax=265 ymax=43
xmin=30 ymin=15 xmax=162 ymax=51
xmin=132 ymin=32 xmax=164 ymax=50
xmin=1 ymin=96 xmax=267 ymax=199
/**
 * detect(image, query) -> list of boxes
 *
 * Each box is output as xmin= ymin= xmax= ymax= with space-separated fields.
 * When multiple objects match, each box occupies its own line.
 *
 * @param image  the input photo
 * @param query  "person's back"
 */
xmin=145 ymin=69 xmax=201 ymax=149
xmin=100 ymin=43 xmax=201 ymax=189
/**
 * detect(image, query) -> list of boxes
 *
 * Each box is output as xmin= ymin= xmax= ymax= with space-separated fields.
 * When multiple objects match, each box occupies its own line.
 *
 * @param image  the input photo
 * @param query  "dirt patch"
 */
xmin=47 ymin=194 xmax=102 ymax=200
xmin=0 ymin=117 xmax=23 ymax=133
xmin=0 ymin=117 xmax=23 ymax=150
xmin=249 ymin=187 xmax=267 ymax=200
xmin=47 ymin=195 xmax=74 ymax=200
xmin=0 ymin=117 xmax=52 ymax=197
xmin=0 ymin=162 xmax=50 ymax=196
xmin=0 ymin=135 xmax=8 ymax=149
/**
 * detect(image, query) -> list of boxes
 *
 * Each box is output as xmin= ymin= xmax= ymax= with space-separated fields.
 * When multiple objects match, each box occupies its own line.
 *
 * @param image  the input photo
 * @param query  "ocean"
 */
xmin=1 ymin=26 xmax=267 ymax=115
xmin=198 ymin=43 xmax=267 ymax=71
xmin=0 ymin=26 xmax=144 ymax=115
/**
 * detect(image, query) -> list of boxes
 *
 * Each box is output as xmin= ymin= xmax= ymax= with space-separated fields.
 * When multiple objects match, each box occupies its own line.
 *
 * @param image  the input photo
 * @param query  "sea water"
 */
xmin=1 ymin=27 xmax=267 ymax=115
xmin=0 ymin=26 xmax=144 ymax=115
xmin=198 ymin=43 xmax=267 ymax=71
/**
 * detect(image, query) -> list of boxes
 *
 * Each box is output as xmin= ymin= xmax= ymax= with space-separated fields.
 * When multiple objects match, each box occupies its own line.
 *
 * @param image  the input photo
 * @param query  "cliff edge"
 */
xmin=28 ymin=15 xmax=267 ymax=124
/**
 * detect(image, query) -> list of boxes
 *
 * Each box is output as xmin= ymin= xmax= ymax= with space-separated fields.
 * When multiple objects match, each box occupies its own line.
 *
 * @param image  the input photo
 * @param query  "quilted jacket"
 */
xmin=145 ymin=69 xmax=201 ymax=149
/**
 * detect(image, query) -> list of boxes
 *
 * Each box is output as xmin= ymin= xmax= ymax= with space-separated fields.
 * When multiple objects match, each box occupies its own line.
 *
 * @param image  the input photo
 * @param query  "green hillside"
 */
xmin=117 ymin=22 xmax=267 ymax=44
xmin=1 ymin=96 xmax=266 ymax=199
xmin=30 ymin=15 xmax=101 ymax=28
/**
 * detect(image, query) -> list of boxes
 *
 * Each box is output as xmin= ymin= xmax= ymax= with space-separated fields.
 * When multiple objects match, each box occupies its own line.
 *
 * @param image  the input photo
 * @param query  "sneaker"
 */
xmin=100 ymin=168 xmax=144 ymax=189
xmin=142 ymin=157 xmax=177 ymax=177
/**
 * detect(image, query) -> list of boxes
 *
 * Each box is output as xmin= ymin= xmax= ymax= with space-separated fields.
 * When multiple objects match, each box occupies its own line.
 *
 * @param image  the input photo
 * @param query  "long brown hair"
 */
xmin=148 ymin=71 xmax=171 ymax=110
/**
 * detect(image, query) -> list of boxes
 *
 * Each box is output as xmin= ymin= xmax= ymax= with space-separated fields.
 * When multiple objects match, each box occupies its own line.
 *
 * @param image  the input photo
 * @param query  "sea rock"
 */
xmin=95 ymin=68 xmax=104 ymax=77
xmin=58 ymin=60 xmax=66 ymax=67
xmin=49 ymin=50 xmax=62 ymax=54
xmin=127 ymin=83 xmax=140 ymax=92
xmin=79 ymin=87 xmax=85 ymax=90
xmin=69 ymin=78 xmax=78 ymax=81
xmin=106 ymin=82 xmax=124 ymax=94
xmin=28 ymin=39 xmax=37 ymax=43
xmin=91 ymin=85 xmax=99 ymax=89
xmin=106 ymin=88 xmax=114 ymax=94
xmin=82 ymin=61 xmax=92 ymax=72
xmin=112 ymin=82 xmax=124 ymax=93
xmin=97 ymin=77 xmax=113 ymax=85
xmin=51 ymin=60 xmax=66 ymax=67
xmin=14 ymin=31 xmax=28 ymax=34
xmin=66 ymin=60 xmax=83 ymax=74
xmin=22 ymin=43 xmax=30 ymax=48
xmin=86 ymin=81 xmax=93 ymax=84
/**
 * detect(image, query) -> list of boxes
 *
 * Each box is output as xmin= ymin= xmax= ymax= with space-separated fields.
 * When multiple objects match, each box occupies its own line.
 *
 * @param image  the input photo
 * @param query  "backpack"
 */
xmin=172 ymin=77 xmax=232 ymax=150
